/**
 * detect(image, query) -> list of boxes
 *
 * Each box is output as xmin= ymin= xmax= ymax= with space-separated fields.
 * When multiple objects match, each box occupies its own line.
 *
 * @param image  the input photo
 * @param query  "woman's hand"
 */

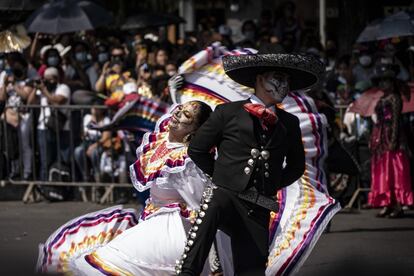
xmin=102 ymin=61 xmax=111 ymax=76
xmin=168 ymin=74 xmax=184 ymax=103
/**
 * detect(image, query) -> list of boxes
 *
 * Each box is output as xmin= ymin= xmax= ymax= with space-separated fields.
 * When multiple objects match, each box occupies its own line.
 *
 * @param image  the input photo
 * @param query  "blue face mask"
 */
xmin=47 ymin=56 xmax=60 ymax=67
xmin=75 ymin=52 xmax=88 ymax=63
xmin=97 ymin=52 xmax=109 ymax=64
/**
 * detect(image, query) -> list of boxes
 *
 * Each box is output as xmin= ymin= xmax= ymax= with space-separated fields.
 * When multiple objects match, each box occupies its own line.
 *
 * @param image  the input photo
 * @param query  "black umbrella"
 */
xmin=377 ymin=11 xmax=414 ymax=40
xmin=121 ymin=13 xmax=186 ymax=30
xmin=356 ymin=19 xmax=381 ymax=43
xmin=25 ymin=0 xmax=113 ymax=34
xmin=0 ymin=0 xmax=44 ymax=11
xmin=357 ymin=11 xmax=414 ymax=42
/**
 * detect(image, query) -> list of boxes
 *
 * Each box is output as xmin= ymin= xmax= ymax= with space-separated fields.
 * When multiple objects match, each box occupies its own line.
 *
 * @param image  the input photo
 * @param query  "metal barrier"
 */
xmin=334 ymin=104 xmax=371 ymax=209
xmin=0 ymin=103 xmax=370 ymax=207
xmin=0 ymin=104 xmax=134 ymax=203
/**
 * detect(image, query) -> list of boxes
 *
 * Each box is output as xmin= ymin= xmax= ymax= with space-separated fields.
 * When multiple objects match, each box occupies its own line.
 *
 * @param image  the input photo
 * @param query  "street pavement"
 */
xmin=0 ymin=201 xmax=413 ymax=276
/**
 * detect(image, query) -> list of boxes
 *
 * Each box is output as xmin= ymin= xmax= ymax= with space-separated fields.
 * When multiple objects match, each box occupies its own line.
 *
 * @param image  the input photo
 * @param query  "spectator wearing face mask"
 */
xmin=27 ymin=67 xmax=71 ymax=181
xmin=0 ymin=54 xmax=39 ymax=180
xmin=64 ymin=41 xmax=94 ymax=91
xmin=5 ymin=53 xmax=39 ymax=84
xmin=95 ymin=45 xmax=131 ymax=98
xmin=37 ymin=44 xmax=70 ymax=79
xmin=0 ymin=72 xmax=35 ymax=180
xmin=40 ymin=48 xmax=60 ymax=76
xmin=136 ymin=63 xmax=153 ymax=98
xmin=381 ymin=43 xmax=410 ymax=82
xmin=96 ymin=43 xmax=110 ymax=66
xmin=352 ymin=52 xmax=375 ymax=84
xmin=325 ymin=55 xmax=354 ymax=100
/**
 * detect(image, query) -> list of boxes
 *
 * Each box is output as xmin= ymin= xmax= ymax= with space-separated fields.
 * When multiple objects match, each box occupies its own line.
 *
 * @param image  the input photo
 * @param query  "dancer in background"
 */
xmin=368 ymin=64 xmax=413 ymax=218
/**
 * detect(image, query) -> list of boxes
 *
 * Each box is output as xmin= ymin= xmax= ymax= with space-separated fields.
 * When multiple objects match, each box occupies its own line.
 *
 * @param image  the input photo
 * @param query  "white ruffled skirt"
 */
xmin=71 ymin=211 xmax=189 ymax=275
xmin=37 ymin=205 xmax=210 ymax=276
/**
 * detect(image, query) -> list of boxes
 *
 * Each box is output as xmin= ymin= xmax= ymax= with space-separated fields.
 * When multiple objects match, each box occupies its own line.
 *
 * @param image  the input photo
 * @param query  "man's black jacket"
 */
xmin=188 ymin=99 xmax=305 ymax=197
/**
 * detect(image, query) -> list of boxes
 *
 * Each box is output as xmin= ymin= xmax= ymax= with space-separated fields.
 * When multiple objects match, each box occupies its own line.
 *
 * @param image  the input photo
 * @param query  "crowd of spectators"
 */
xmin=0 ymin=1 xmax=413 ymax=205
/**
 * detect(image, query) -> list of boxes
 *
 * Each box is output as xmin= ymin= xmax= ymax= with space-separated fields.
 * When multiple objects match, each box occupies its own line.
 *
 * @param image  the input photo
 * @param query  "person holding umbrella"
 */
xmin=368 ymin=63 xmax=413 ymax=218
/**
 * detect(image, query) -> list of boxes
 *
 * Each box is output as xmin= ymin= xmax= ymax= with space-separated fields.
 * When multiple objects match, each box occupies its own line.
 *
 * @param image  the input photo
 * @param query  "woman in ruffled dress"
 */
xmin=368 ymin=64 xmax=413 ymax=218
xmin=37 ymin=100 xmax=214 ymax=275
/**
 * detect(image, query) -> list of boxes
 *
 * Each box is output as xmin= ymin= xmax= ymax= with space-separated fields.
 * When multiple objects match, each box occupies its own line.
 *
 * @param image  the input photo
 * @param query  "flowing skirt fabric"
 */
xmin=368 ymin=149 xmax=413 ymax=207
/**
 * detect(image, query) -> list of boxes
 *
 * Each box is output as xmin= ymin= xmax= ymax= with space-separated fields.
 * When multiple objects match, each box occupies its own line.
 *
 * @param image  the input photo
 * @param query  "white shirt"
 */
xmin=37 ymin=83 xmax=71 ymax=130
xmin=0 ymin=71 xmax=7 ymax=88
xmin=83 ymin=114 xmax=111 ymax=141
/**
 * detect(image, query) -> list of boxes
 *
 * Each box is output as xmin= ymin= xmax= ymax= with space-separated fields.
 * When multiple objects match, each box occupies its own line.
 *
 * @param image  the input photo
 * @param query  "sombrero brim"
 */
xmin=222 ymin=54 xmax=325 ymax=91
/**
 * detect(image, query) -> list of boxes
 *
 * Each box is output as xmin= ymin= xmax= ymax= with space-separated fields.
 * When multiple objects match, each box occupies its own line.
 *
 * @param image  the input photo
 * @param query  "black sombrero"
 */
xmin=222 ymin=53 xmax=325 ymax=91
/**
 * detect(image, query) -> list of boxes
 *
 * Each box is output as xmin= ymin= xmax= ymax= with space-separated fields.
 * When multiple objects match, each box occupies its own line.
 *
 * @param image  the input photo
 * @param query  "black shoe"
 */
xmin=376 ymin=207 xmax=392 ymax=218
xmin=389 ymin=209 xmax=404 ymax=218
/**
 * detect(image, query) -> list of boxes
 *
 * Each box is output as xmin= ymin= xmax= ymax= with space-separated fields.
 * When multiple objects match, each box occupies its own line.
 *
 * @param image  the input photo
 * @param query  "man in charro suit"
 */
xmin=176 ymin=52 xmax=325 ymax=275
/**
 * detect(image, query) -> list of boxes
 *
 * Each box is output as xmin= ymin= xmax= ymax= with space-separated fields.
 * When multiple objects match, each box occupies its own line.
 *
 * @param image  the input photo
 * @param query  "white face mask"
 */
xmin=262 ymin=72 xmax=290 ymax=102
xmin=359 ymin=55 xmax=372 ymax=67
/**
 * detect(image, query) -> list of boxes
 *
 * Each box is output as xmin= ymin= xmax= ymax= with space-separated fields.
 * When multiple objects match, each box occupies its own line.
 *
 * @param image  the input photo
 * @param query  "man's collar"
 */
xmin=249 ymin=94 xmax=276 ymax=112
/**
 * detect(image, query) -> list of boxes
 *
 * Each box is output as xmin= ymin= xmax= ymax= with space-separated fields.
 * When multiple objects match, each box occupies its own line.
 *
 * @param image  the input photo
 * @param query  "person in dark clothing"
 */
xmin=176 ymin=52 xmax=324 ymax=275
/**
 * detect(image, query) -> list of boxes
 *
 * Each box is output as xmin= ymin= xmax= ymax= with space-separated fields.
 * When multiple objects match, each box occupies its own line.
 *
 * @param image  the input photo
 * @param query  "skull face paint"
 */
xmin=168 ymin=101 xmax=200 ymax=136
xmin=261 ymin=72 xmax=290 ymax=103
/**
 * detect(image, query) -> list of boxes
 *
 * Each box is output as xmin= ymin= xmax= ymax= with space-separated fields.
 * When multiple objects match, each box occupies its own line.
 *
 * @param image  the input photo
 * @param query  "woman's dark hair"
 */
xmin=193 ymin=101 xmax=213 ymax=128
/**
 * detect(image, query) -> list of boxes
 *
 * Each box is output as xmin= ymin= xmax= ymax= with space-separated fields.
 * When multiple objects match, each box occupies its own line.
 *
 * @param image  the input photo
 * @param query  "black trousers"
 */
xmin=179 ymin=186 xmax=270 ymax=276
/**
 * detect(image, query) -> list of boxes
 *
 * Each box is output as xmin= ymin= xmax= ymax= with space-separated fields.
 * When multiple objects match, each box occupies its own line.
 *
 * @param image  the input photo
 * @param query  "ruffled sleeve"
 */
xmin=129 ymin=132 xmax=191 ymax=192
xmin=168 ymin=160 xmax=210 ymax=209
xmin=129 ymin=107 xmax=185 ymax=191
xmin=137 ymin=157 xmax=210 ymax=221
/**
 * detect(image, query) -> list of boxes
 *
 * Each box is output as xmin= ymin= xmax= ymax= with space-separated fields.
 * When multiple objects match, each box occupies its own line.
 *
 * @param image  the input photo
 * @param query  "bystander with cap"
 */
xmin=28 ymin=67 xmax=71 ymax=181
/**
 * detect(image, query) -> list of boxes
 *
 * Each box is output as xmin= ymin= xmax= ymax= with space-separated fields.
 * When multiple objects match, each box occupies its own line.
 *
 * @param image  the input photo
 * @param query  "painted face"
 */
xmin=261 ymin=72 xmax=290 ymax=103
xmin=168 ymin=101 xmax=200 ymax=139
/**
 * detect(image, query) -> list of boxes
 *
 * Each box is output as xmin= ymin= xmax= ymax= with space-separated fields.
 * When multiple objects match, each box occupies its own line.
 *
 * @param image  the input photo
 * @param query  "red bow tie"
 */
xmin=243 ymin=103 xmax=277 ymax=128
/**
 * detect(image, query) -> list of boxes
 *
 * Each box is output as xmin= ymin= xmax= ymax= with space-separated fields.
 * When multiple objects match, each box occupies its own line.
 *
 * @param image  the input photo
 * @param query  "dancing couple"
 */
xmin=38 ymin=48 xmax=335 ymax=275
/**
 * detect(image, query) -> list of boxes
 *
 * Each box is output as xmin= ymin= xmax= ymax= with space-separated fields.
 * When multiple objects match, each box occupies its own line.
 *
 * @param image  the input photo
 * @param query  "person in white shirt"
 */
xmin=74 ymin=102 xmax=110 ymax=181
xmin=27 ymin=67 xmax=71 ymax=181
